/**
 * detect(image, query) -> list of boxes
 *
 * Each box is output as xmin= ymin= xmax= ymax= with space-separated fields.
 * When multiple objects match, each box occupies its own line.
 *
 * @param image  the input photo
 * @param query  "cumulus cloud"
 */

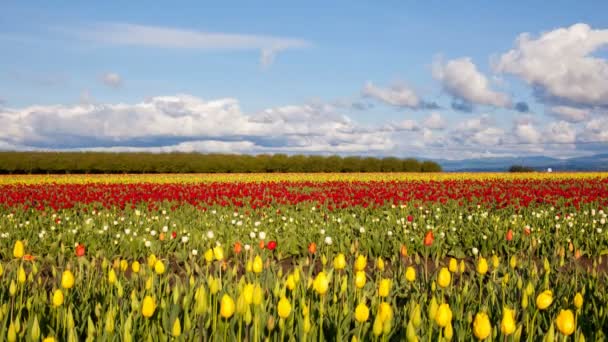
xmin=547 ymin=105 xmax=589 ymax=123
xmin=495 ymin=23 xmax=608 ymax=107
xmin=582 ymin=117 xmax=608 ymax=142
xmin=513 ymin=118 xmax=541 ymax=144
xmin=0 ymin=94 xmax=394 ymax=153
xmin=362 ymin=81 xmax=420 ymax=108
xmin=544 ymin=121 xmax=576 ymax=144
xmin=101 ymin=72 xmax=122 ymax=88
xmin=70 ymin=22 xmax=311 ymax=67
xmin=422 ymin=112 xmax=446 ymax=130
xmin=433 ymin=57 xmax=511 ymax=108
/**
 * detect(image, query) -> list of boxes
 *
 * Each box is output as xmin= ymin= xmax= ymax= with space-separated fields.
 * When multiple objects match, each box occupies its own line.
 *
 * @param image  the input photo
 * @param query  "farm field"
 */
xmin=1 ymin=173 xmax=608 ymax=341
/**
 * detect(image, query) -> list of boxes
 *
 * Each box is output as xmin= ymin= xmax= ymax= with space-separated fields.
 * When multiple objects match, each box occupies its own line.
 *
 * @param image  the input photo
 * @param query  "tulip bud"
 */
xmin=31 ymin=315 xmax=40 ymax=341
xmin=406 ymin=320 xmax=418 ymax=342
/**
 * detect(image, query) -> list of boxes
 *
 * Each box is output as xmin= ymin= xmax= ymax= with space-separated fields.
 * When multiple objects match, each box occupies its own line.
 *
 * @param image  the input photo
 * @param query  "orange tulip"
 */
xmin=233 ymin=242 xmax=243 ymax=254
xmin=259 ymin=240 xmax=265 ymax=249
xmin=506 ymin=229 xmax=513 ymax=241
xmin=308 ymin=242 xmax=317 ymax=254
xmin=400 ymin=245 xmax=408 ymax=257
xmin=424 ymin=231 xmax=434 ymax=246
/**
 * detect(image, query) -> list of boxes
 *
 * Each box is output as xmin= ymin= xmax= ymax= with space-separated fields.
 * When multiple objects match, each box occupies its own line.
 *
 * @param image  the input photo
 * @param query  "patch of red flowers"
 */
xmin=266 ymin=240 xmax=277 ymax=251
xmin=1 ymin=178 xmax=606 ymax=211
xmin=75 ymin=244 xmax=86 ymax=257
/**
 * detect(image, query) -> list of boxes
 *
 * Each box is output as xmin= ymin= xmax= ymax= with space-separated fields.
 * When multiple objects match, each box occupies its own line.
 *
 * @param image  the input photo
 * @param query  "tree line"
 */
xmin=0 ymin=152 xmax=442 ymax=174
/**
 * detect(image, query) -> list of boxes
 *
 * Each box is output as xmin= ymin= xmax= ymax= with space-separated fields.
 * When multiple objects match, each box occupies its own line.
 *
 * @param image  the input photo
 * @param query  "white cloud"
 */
xmin=101 ymin=72 xmax=122 ymax=88
xmin=72 ymin=23 xmax=311 ymax=67
xmin=0 ymin=94 xmax=393 ymax=154
xmin=582 ymin=117 xmax=608 ymax=142
xmin=544 ymin=121 xmax=576 ymax=143
xmin=547 ymin=106 xmax=589 ymax=123
xmin=513 ymin=120 xmax=541 ymax=144
xmin=422 ymin=112 xmax=446 ymax=130
xmin=362 ymin=81 xmax=420 ymax=108
xmin=495 ymin=23 xmax=608 ymax=107
xmin=433 ymin=57 xmax=511 ymax=108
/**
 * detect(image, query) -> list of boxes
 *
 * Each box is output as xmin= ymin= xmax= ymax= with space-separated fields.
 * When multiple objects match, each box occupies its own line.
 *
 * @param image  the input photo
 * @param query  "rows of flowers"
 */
xmin=2 ymin=177 xmax=608 ymax=211
xmin=0 ymin=174 xmax=606 ymax=340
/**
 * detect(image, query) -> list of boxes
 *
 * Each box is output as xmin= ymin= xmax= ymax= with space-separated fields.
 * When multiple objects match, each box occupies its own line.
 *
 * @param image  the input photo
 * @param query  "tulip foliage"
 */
xmin=0 ymin=173 xmax=607 ymax=340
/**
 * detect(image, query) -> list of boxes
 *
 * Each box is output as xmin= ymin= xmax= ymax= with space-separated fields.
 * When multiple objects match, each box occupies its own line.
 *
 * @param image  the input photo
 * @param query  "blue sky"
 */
xmin=1 ymin=1 xmax=608 ymax=159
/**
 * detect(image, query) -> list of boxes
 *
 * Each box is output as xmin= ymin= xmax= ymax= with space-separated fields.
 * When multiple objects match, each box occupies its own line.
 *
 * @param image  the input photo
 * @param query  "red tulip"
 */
xmin=506 ymin=229 xmax=513 ymax=241
xmin=267 ymin=240 xmax=277 ymax=251
xmin=424 ymin=231 xmax=434 ymax=246
xmin=407 ymin=215 xmax=414 ymax=222
xmin=171 ymin=231 xmax=177 ymax=239
xmin=75 ymin=244 xmax=86 ymax=257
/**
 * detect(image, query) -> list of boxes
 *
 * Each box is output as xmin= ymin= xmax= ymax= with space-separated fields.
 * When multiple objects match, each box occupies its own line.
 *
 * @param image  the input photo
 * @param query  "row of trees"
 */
xmin=0 ymin=152 xmax=442 ymax=174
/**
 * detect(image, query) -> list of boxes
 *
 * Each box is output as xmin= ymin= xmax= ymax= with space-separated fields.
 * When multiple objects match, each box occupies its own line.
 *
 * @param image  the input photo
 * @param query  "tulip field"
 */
xmin=1 ymin=173 xmax=608 ymax=341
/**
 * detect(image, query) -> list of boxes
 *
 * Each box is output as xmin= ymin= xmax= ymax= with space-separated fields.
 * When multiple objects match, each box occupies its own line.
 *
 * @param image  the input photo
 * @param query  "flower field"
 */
xmin=1 ymin=173 xmax=608 ymax=341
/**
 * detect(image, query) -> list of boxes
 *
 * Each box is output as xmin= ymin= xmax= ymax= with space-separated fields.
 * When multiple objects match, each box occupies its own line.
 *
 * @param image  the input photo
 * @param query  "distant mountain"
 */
xmin=435 ymin=153 xmax=608 ymax=172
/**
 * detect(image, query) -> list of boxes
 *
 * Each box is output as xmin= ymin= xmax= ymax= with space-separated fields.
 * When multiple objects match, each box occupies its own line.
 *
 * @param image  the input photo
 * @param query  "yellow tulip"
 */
xmin=204 ymin=249 xmax=214 ymax=263
xmin=253 ymin=256 xmax=264 ymax=274
xmin=277 ymin=297 xmax=291 ymax=319
xmin=473 ymin=312 xmax=492 ymax=340
xmin=147 ymin=254 xmax=157 ymax=268
xmin=435 ymin=303 xmax=452 ymax=328
xmin=131 ymin=261 xmax=140 ymax=273
xmin=405 ymin=266 xmax=416 ymax=282
xmin=355 ymin=303 xmax=370 ymax=323
xmin=252 ymin=284 xmax=263 ymax=305
xmin=448 ymin=258 xmax=458 ymax=273
xmin=377 ymin=257 xmax=385 ymax=271
xmin=428 ymin=297 xmax=438 ymax=319
xmin=555 ymin=309 xmax=575 ymax=336
xmin=444 ymin=321 xmax=454 ymax=340
xmin=509 ymin=255 xmax=517 ymax=269
xmin=333 ymin=253 xmax=347 ymax=270
xmin=313 ymin=272 xmax=329 ymax=295
xmin=220 ymin=294 xmax=235 ymax=319
xmin=459 ymin=260 xmax=466 ymax=273
xmin=141 ymin=296 xmax=156 ymax=318
xmin=213 ymin=246 xmax=224 ymax=261
xmin=154 ymin=260 xmax=165 ymax=275
xmin=536 ymin=290 xmax=553 ymax=310
xmin=354 ymin=255 xmax=367 ymax=271
xmin=437 ymin=267 xmax=451 ymax=288
xmin=120 ymin=260 xmax=128 ymax=272
xmin=355 ymin=271 xmax=366 ymax=289
xmin=61 ymin=270 xmax=75 ymax=289
xmin=378 ymin=279 xmax=391 ymax=297
xmin=42 ymin=337 xmax=56 ymax=342
xmin=477 ymin=257 xmax=488 ymax=275
xmin=378 ymin=302 xmax=393 ymax=323
xmin=13 ymin=240 xmax=24 ymax=259
xmin=242 ymin=283 xmax=254 ymax=304
xmin=491 ymin=255 xmax=500 ymax=269
xmin=52 ymin=289 xmax=64 ymax=307
xmin=500 ymin=308 xmax=516 ymax=335
xmin=9 ymin=280 xmax=16 ymax=296
xmin=17 ymin=266 xmax=26 ymax=284
xmin=285 ymin=274 xmax=296 ymax=291
xmin=108 ymin=269 xmax=117 ymax=284
xmin=574 ymin=293 xmax=583 ymax=310
xmin=171 ymin=318 xmax=181 ymax=337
